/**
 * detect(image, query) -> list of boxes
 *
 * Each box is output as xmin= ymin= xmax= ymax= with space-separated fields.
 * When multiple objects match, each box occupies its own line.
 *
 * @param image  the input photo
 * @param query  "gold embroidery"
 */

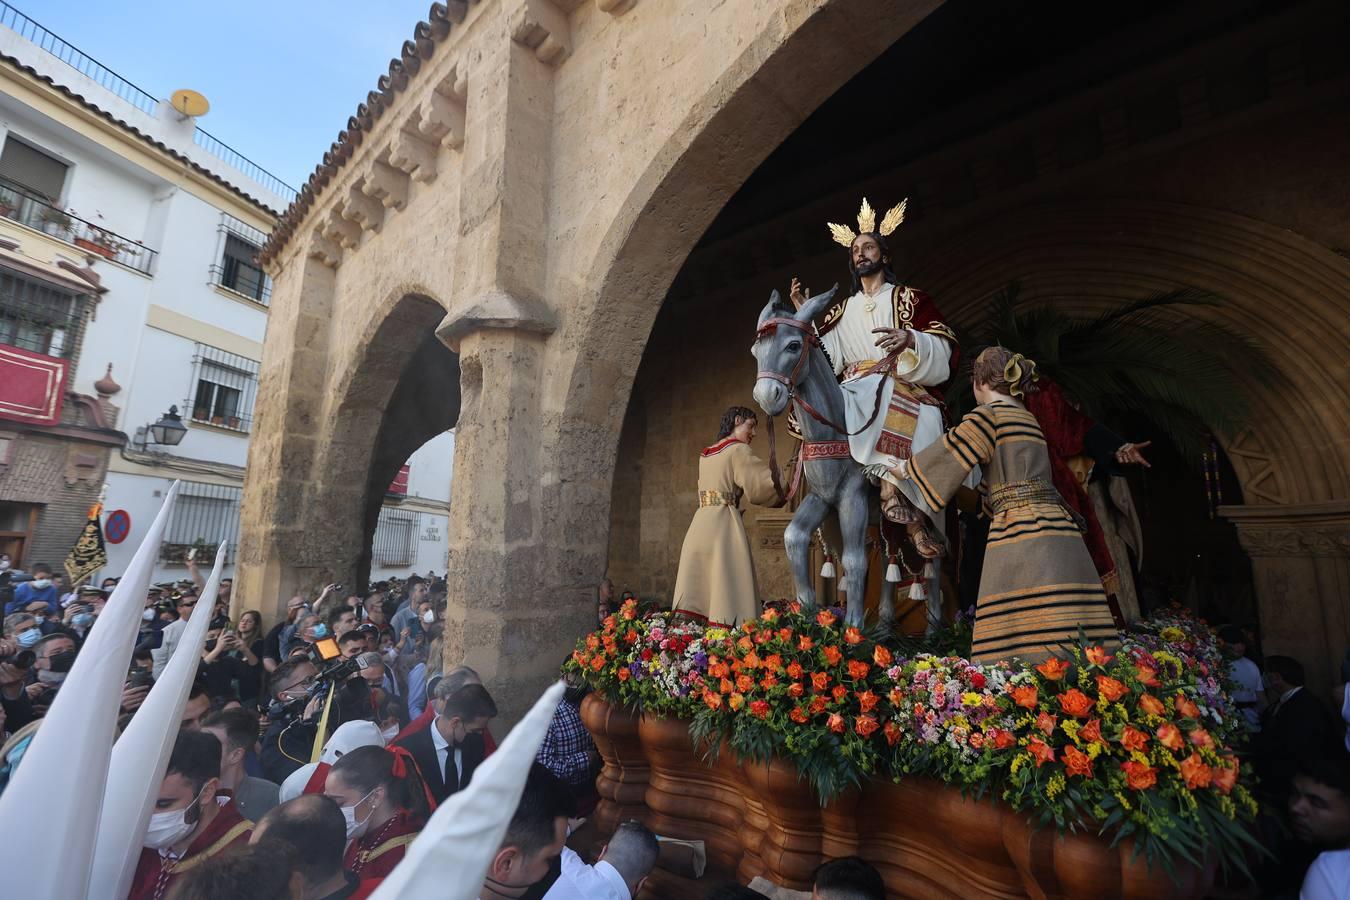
xmin=892 ymin=286 xmax=915 ymax=328
xmin=164 ymin=820 xmax=253 ymax=875
xmin=359 ymin=833 xmax=418 ymax=864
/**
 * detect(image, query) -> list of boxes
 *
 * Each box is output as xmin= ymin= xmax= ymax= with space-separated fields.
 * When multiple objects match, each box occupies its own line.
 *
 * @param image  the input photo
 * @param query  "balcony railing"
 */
xmin=0 ymin=1 xmax=298 ymax=205
xmin=0 ymin=180 xmax=157 ymax=275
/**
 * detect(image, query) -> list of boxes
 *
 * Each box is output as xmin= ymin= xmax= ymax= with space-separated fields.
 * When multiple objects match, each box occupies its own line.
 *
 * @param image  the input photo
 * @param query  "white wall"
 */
xmin=369 ymin=430 xmax=455 ymax=580
xmin=99 ymin=471 xmax=234 ymax=585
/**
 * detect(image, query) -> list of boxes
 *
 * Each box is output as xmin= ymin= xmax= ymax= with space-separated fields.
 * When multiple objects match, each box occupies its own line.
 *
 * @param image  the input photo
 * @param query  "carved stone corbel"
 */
xmin=362 ymin=159 xmax=410 ymax=210
xmin=389 ymin=128 xmax=440 ymax=184
xmin=510 ymin=0 xmax=571 ymax=67
xmin=416 ymin=89 xmax=467 ymax=151
xmin=341 ymin=184 xmax=386 ymax=233
xmin=321 ymin=205 xmax=362 ymax=250
xmin=307 ymin=229 xmax=342 ymax=268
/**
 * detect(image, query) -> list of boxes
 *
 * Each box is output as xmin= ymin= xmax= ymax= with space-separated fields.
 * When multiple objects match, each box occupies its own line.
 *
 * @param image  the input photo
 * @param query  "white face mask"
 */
xmin=142 ymin=608 xmax=156 ymax=621
xmin=31 ymin=578 xmax=51 ymax=589
xmin=421 ymin=610 xmax=435 ymax=624
xmin=37 ymin=669 xmax=66 ymax=685
xmin=380 ymin=724 xmax=399 ymax=743
xmin=143 ymin=789 xmax=203 ymax=849
xmin=341 ymin=787 xmax=378 ymax=840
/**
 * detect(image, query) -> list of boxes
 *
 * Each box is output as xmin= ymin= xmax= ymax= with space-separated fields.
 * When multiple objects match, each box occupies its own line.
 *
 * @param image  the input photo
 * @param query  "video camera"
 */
xmin=268 ymin=637 xmax=381 ymax=723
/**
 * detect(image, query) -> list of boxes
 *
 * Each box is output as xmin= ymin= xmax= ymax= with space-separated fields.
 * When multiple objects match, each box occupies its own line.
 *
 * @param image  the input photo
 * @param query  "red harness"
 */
xmin=755 ymin=316 xmax=896 ymax=502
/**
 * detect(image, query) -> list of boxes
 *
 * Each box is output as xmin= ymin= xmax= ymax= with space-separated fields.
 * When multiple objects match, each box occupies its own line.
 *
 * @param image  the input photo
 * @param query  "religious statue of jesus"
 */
xmin=789 ymin=198 xmax=961 ymax=559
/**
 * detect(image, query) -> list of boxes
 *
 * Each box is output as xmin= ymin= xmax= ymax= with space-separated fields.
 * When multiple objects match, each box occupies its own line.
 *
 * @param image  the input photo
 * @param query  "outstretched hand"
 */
xmin=872 ymin=327 xmax=913 ymax=354
xmin=789 ymin=277 xmax=807 ymax=310
xmin=1115 ymin=441 xmax=1152 ymax=468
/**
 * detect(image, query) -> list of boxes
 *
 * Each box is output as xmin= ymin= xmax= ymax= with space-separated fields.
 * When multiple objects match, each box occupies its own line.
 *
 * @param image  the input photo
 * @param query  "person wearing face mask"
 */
xmin=393 ymin=682 xmax=496 ymax=805
xmin=6 ymin=563 xmax=58 ymax=615
xmin=26 ymin=633 xmax=77 ymax=714
xmin=127 ymin=730 xmax=253 ymax=900
xmin=201 ymin=707 xmax=279 ymax=821
xmin=0 ymin=614 xmax=40 ymax=730
xmin=285 ymin=612 xmax=329 ymax=659
xmin=324 ymin=744 xmax=430 ymax=899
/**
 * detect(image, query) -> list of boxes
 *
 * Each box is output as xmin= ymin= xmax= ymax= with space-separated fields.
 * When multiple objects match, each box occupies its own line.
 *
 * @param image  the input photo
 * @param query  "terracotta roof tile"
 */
xmin=0 ymin=53 xmax=283 ymax=219
xmin=259 ymin=1 xmax=470 ymax=266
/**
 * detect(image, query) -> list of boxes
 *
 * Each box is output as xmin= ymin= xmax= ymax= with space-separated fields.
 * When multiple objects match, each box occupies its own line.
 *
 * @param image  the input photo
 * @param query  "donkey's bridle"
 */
xmin=755 ymin=316 xmax=897 ymax=503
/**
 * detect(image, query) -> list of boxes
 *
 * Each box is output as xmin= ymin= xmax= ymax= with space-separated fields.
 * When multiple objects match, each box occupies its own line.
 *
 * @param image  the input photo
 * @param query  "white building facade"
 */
xmin=0 ymin=5 xmax=452 ymax=592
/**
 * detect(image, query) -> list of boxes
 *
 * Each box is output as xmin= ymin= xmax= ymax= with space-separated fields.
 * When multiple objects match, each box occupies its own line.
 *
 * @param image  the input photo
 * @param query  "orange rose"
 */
xmin=1036 ymin=658 xmax=1071 ymax=681
xmin=822 ymin=646 xmax=843 ymax=666
xmin=1062 ymin=744 xmax=1093 ymax=778
xmin=743 ymin=651 xmax=762 ymax=670
xmin=1212 ymin=758 xmax=1238 ymax=794
xmin=1174 ymin=694 xmax=1201 ymax=719
xmin=991 ymin=729 xmax=1016 ymax=750
xmin=809 ymin=695 xmax=828 ymax=714
xmin=832 ymin=684 xmax=848 ymax=702
xmin=704 ymin=691 xmax=723 ymax=710
xmin=729 ymin=693 xmax=745 ymax=711
xmin=786 ymin=661 xmax=804 ymax=679
xmin=760 ymin=674 xmax=779 ymax=690
xmin=764 ymin=654 xmax=783 ymax=672
xmin=811 ymin=672 xmax=831 ymax=693
xmin=873 ymin=645 xmax=893 ymax=668
xmin=817 ymin=610 xmax=837 ymax=627
xmin=742 ymin=621 xmax=757 ymax=634
xmin=617 ymin=667 xmax=630 ymax=682
xmin=1027 ymin=738 xmax=1056 ymax=767
xmin=749 ymin=700 xmax=771 ymax=719
xmin=1187 ymin=727 xmax=1213 ymax=749
xmin=1058 ymin=689 xmax=1094 ymax=718
xmin=590 ymin=656 xmax=605 ymax=672
xmin=1156 ymin=722 xmax=1184 ymax=751
xmin=788 ymin=682 xmax=805 ymax=698
xmin=737 ymin=636 xmax=754 ymax=651
xmin=888 ymin=688 xmax=903 ymax=707
xmin=1121 ymin=760 xmax=1158 ymax=791
xmin=1036 ymin=711 xmax=1057 ymax=736
xmin=844 ymin=627 xmax=864 ymax=646
xmin=1180 ymin=752 xmax=1213 ymax=790
xmin=857 ymin=690 xmax=879 ymax=713
xmin=586 ymin=634 xmax=600 ymax=650
xmin=754 ymin=630 xmax=772 ymax=645
xmin=883 ymin=720 xmax=903 ymax=746
xmin=1011 ymin=685 xmax=1039 ymax=710
xmin=847 ymin=660 xmax=871 ymax=681
xmin=736 ymin=674 xmax=754 ymax=693
xmin=602 ymin=615 xmax=616 ymax=631
xmin=778 ymin=627 xmax=793 ymax=643
xmin=1079 ymin=718 xmax=1104 ymax=745
xmin=855 ymin=714 xmax=880 ymax=738
xmin=798 ymin=636 xmax=815 ymax=652
xmin=621 ymin=601 xmax=637 ymax=620
xmin=1135 ymin=664 xmax=1160 ymax=687
xmin=827 ymin=713 xmax=846 ymax=733
xmin=1095 ymin=675 xmax=1129 ymax=703
xmin=762 ymin=608 xmax=779 ymax=623
xmin=1084 ymin=646 xmax=1114 ymax=666
xmin=1119 ymin=726 xmax=1149 ymax=753
xmin=720 ymin=677 xmax=734 ymax=695
xmin=1137 ymin=693 xmax=1165 ymax=716
xmin=789 ymin=707 xmax=809 ymax=724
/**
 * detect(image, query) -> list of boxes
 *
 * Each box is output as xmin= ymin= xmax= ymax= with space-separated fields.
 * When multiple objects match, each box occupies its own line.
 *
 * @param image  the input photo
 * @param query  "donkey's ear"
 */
xmin=795 ymin=283 xmax=840 ymax=324
xmin=757 ymin=289 xmax=788 ymax=329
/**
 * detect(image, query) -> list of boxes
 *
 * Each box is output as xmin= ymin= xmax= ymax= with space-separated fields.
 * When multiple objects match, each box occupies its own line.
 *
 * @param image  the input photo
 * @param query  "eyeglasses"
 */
xmin=177 ymin=601 xmax=197 ymax=609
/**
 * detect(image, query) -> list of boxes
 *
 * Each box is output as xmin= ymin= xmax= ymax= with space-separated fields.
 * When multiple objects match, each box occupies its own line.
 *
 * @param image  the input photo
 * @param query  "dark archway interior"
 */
xmin=355 ymin=306 xmax=461 ymax=587
xmin=611 ymin=0 xmax=1290 ymax=615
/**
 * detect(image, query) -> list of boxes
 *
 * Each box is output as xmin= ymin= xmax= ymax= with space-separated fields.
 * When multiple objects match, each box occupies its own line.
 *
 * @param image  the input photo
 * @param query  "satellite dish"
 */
xmin=170 ymin=89 xmax=210 ymax=118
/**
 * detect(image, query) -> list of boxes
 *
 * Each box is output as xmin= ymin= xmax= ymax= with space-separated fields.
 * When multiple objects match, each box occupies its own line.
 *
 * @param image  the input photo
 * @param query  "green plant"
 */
xmin=947 ymin=283 xmax=1277 ymax=461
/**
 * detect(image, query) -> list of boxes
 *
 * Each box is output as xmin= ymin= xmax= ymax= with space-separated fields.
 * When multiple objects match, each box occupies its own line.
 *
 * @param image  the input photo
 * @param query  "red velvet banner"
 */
xmin=0 ymin=343 xmax=66 ymax=425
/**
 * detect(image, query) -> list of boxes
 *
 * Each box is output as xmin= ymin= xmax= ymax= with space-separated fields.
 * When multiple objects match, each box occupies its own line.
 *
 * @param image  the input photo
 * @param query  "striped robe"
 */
xmin=907 ymin=401 xmax=1119 ymax=664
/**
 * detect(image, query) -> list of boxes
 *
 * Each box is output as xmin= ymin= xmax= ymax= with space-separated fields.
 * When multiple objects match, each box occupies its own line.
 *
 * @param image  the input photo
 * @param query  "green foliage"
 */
xmin=948 ymin=283 xmax=1278 ymax=461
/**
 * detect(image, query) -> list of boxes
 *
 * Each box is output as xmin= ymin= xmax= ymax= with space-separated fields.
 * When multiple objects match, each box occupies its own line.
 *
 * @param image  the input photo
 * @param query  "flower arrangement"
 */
xmin=566 ymin=601 xmax=1260 ymax=877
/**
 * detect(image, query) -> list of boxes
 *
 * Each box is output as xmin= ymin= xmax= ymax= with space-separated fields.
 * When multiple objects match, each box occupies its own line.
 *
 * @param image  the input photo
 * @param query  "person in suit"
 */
xmin=1255 ymin=655 xmax=1338 ymax=794
xmin=393 ymin=681 xmax=497 ymax=805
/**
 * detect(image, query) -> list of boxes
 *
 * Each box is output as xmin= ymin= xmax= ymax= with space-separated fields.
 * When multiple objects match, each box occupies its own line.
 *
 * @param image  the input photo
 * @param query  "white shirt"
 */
xmin=1228 ymin=657 xmax=1263 ymax=731
xmin=1302 ymin=848 xmax=1350 ymax=900
xmin=151 ymin=617 xmax=188 ymax=678
xmin=819 ymin=282 xmax=951 ymax=386
xmin=543 ymin=847 xmax=631 ymax=900
xmin=430 ymin=716 xmax=463 ymax=786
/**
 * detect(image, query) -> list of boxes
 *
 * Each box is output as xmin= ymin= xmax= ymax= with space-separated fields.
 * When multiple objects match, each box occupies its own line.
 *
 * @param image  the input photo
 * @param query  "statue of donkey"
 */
xmin=751 ymin=285 xmax=916 ymax=630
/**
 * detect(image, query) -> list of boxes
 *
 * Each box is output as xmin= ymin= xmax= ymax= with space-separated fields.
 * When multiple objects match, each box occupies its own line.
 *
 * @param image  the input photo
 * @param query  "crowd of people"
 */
xmin=1 ymin=547 xmax=1347 ymax=899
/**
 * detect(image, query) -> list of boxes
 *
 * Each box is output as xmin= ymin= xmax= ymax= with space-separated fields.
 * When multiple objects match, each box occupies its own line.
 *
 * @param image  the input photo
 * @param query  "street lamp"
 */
xmin=131 ymin=405 xmax=188 ymax=451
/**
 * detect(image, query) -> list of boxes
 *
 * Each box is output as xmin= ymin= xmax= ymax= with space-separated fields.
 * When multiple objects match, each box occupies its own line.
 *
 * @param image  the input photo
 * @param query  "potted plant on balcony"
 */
xmin=39 ymin=205 xmax=73 ymax=237
xmin=74 ymin=223 xmax=138 ymax=261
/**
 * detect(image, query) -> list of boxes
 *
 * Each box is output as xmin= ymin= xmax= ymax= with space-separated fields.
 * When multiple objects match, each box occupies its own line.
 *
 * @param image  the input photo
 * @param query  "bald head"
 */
xmin=601 ymin=821 xmax=659 ymax=894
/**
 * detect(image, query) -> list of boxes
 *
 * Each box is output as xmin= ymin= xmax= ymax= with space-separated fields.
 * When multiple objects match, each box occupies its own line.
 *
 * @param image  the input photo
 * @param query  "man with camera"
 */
xmin=0 ymin=616 xmax=39 ymax=730
xmin=25 ymin=632 xmax=77 ymax=716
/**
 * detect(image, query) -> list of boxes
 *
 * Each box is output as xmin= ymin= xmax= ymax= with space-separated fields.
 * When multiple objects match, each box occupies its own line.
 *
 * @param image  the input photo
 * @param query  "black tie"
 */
xmin=444 ymin=745 xmax=459 ymax=793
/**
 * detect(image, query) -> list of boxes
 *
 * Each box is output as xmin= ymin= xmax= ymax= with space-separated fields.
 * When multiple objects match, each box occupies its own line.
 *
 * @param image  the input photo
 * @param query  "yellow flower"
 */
xmin=1085 ymin=742 xmax=1103 ymax=760
xmin=915 ymin=661 xmax=932 ymax=670
xmin=962 ymin=692 xmax=982 ymax=707
xmin=1046 ymin=774 xmax=1066 ymax=799
xmin=1113 ymin=791 xmax=1132 ymax=811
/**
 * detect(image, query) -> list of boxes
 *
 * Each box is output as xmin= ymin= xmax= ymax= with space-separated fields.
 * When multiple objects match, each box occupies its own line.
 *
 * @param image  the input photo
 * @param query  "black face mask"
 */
xmin=203 ymin=639 xmax=218 ymax=653
xmin=48 ymin=649 xmax=77 ymax=673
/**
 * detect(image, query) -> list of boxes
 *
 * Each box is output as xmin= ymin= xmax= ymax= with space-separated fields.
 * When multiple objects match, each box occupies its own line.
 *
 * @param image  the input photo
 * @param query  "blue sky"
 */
xmin=19 ymin=0 xmax=435 ymax=191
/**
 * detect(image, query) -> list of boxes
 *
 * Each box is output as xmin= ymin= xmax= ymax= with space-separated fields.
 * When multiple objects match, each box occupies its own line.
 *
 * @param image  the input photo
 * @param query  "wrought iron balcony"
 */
xmin=0 ymin=179 xmax=158 ymax=275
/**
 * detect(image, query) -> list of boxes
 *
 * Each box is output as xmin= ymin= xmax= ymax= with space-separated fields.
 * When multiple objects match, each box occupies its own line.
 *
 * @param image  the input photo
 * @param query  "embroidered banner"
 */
xmin=65 ymin=502 xmax=108 ymax=584
xmin=0 ymin=343 xmax=66 ymax=425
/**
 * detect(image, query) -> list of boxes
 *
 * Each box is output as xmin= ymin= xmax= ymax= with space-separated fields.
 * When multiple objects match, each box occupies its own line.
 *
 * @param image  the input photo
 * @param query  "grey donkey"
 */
xmin=751 ymin=285 xmax=903 ymax=630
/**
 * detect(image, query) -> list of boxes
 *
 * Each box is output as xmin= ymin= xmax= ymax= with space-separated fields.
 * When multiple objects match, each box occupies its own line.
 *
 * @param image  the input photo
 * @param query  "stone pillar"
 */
xmin=1222 ymin=501 xmax=1350 ymax=695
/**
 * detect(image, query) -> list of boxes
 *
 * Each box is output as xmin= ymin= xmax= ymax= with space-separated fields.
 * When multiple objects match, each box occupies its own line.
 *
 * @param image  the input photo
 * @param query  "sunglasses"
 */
xmin=177 ymin=600 xmax=197 ymax=608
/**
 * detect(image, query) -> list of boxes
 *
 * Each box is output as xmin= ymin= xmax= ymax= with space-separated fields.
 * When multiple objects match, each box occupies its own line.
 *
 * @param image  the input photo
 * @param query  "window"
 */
xmin=0 ymin=137 xmax=68 ymax=204
xmin=162 ymin=482 xmax=241 ymax=565
xmin=372 ymin=507 xmax=419 ymax=568
xmin=186 ymin=345 xmax=259 ymax=432
xmin=210 ymin=215 xmax=271 ymax=306
xmin=0 ymin=267 xmax=84 ymax=359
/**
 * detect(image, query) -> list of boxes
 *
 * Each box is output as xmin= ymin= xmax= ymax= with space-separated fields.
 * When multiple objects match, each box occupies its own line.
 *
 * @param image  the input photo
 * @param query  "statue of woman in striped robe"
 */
xmin=871 ymin=347 xmax=1119 ymax=664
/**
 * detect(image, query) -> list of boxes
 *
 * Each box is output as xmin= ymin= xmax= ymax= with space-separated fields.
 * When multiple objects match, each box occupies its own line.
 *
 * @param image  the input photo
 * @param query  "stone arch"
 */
xmin=307 ymin=287 xmax=460 ymax=587
xmin=901 ymin=198 xmax=1350 ymax=504
xmin=542 ymin=0 xmax=938 ymax=577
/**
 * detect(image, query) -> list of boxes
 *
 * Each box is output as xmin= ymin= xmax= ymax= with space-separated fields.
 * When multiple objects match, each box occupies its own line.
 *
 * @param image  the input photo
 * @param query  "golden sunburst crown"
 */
xmin=826 ymin=197 xmax=909 ymax=247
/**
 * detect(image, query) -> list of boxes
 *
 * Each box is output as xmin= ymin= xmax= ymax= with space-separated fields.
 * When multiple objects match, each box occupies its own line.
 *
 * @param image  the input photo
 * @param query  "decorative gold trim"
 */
xmin=359 ymin=832 xmax=418 ymax=864
xmin=827 ymin=197 xmax=908 ymax=247
xmin=165 ymin=819 xmax=254 ymax=875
